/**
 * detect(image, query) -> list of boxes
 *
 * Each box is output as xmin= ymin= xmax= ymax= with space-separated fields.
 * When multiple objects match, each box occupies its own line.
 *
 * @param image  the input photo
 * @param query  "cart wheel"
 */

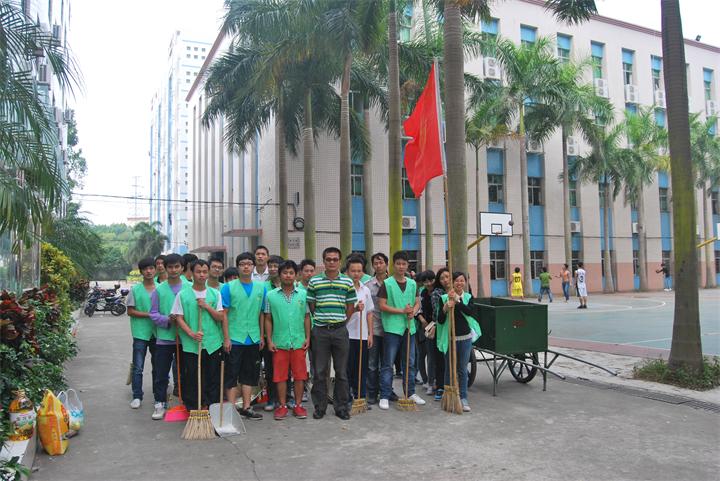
xmin=467 ymin=349 xmax=477 ymax=388
xmin=508 ymin=353 xmax=539 ymax=383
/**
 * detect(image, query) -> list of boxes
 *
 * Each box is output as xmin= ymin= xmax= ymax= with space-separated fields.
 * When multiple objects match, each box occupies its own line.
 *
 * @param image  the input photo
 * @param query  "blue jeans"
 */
xmin=444 ymin=338 xmax=473 ymax=400
xmin=380 ymin=332 xmax=416 ymax=399
xmin=367 ymin=335 xmax=383 ymax=399
xmin=131 ymin=338 xmax=156 ymax=400
xmin=538 ymin=287 xmax=553 ymax=302
xmin=561 ymin=282 xmax=570 ymax=301
xmin=664 ymin=277 xmax=672 ymax=289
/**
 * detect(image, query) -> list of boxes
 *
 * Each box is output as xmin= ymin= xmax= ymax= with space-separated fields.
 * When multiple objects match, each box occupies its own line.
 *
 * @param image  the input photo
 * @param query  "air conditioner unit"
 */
xmin=54 ymin=107 xmax=63 ymax=124
xmin=566 ymin=136 xmax=579 ymax=156
xmin=483 ymin=56 xmax=501 ymax=80
xmin=401 ymin=216 xmax=417 ymax=230
xmin=570 ymin=221 xmax=582 ymax=233
xmin=37 ymin=64 xmax=50 ymax=84
xmin=654 ymin=89 xmax=666 ymax=109
xmin=526 ymin=139 xmax=543 ymax=153
xmin=624 ymin=84 xmax=639 ymax=104
xmin=707 ymin=100 xmax=718 ymax=116
xmin=632 ymin=222 xmax=639 ymax=234
xmin=594 ymin=78 xmax=609 ymax=98
xmin=487 ymin=138 xmax=504 ymax=149
xmin=51 ymin=24 xmax=62 ymax=45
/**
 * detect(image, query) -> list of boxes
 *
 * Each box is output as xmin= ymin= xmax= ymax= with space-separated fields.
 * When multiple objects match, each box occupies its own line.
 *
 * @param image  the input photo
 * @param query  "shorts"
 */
xmin=577 ymin=284 xmax=587 ymax=297
xmin=226 ymin=344 xmax=261 ymax=387
xmin=272 ymin=349 xmax=308 ymax=383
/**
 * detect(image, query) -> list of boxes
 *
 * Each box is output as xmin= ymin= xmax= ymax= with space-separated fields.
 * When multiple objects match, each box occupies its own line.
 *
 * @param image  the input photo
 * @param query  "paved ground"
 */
xmin=544 ymin=290 xmax=720 ymax=355
xmin=32 ymin=307 xmax=720 ymax=481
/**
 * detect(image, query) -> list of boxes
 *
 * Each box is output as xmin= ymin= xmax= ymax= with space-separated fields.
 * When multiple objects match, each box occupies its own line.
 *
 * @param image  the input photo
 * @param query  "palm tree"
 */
xmin=0 ymin=1 xmax=80 ymax=246
xmin=44 ymin=202 xmax=103 ymax=278
xmin=387 ymin=0 xmax=403 ymax=260
xmin=493 ymin=37 xmax=565 ymax=296
xmin=618 ymin=107 xmax=667 ymax=291
xmin=661 ymin=0 xmax=702 ymax=373
xmin=129 ymin=222 xmax=168 ymax=262
xmin=571 ymin=123 xmax=624 ymax=293
xmin=690 ymin=113 xmax=720 ymax=289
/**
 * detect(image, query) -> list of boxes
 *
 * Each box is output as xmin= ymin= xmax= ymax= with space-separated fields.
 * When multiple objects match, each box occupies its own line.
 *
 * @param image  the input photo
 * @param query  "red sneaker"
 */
xmin=274 ymin=405 xmax=288 ymax=420
xmin=293 ymin=405 xmax=308 ymax=419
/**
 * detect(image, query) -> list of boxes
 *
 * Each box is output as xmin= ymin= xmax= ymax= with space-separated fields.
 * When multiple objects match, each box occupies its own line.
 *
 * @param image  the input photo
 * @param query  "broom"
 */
xmin=350 ymin=306 xmax=367 ymax=415
xmin=441 ymin=294 xmax=462 ymax=414
xmin=181 ymin=304 xmax=215 ymax=440
xmin=165 ymin=330 xmax=189 ymax=422
xmin=397 ymin=314 xmax=417 ymax=411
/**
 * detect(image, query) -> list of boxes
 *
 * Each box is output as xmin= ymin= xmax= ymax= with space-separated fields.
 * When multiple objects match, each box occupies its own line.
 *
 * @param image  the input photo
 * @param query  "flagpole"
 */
xmin=434 ymin=57 xmax=461 ymax=414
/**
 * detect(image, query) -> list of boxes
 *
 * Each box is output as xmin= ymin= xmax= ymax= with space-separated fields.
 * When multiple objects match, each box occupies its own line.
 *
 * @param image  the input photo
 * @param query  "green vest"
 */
xmin=381 ymin=277 xmax=417 ymax=336
xmin=227 ymin=280 xmax=265 ymax=343
xmin=130 ymin=282 xmax=156 ymax=341
xmin=436 ymin=292 xmax=482 ymax=354
xmin=155 ymin=281 xmax=184 ymax=342
xmin=182 ymin=275 xmax=192 ymax=286
xmin=267 ymin=287 xmax=307 ymax=350
xmin=177 ymin=287 xmax=223 ymax=355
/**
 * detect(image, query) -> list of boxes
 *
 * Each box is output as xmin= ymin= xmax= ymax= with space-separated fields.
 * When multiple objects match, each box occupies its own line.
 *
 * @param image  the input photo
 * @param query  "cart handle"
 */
xmin=476 ymin=348 xmax=566 ymax=380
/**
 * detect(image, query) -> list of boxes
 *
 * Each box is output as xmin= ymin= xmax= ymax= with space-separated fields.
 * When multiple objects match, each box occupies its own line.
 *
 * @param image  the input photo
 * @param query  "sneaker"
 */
xmin=367 ymin=396 xmax=378 ymax=405
xmin=287 ymin=398 xmax=296 ymax=409
xmin=378 ymin=399 xmax=390 ymax=410
xmin=274 ymin=405 xmax=289 ymax=420
xmin=461 ymin=399 xmax=471 ymax=412
xmin=130 ymin=398 xmax=141 ymax=409
xmin=239 ymin=408 xmax=263 ymax=420
xmin=388 ymin=392 xmax=399 ymax=402
xmin=434 ymin=389 xmax=443 ymax=401
xmin=293 ymin=405 xmax=308 ymax=419
xmin=302 ymin=391 xmax=309 ymax=402
xmin=312 ymin=408 xmax=325 ymax=419
xmin=425 ymin=385 xmax=434 ymax=395
xmin=264 ymin=402 xmax=275 ymax=412
xmin=335 ymin=410 xmax=350 ymax=420
xmin=409 ymin=394 xmax=426 ymax=406
xmin=151 ymin=402 xmax=165 ymax=420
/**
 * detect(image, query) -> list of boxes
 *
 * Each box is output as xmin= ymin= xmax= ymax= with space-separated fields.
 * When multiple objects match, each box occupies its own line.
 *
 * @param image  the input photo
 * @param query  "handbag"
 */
xmin=424 ymin=321 xmax=436 ymax=340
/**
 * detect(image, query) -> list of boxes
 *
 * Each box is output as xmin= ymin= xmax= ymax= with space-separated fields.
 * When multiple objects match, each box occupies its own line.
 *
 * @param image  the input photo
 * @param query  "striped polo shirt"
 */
xmin=306 ymin=272 xmax=357 ymax=325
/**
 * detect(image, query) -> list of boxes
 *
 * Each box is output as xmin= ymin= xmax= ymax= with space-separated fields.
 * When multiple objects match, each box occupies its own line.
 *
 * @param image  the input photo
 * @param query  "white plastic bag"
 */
xmin=57 ymin=388 xmax=84 ymax=431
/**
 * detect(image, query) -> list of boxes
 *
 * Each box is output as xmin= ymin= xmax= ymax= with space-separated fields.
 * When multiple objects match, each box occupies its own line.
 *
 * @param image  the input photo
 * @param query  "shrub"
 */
xmin=633 ymin=357 xmax=720 ymax=390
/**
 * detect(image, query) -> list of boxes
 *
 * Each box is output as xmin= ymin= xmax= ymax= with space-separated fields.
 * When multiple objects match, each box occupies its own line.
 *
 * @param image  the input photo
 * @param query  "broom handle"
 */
xmin=197 ymin=304 xmax=203 ymax=410
xmin=357 ymin=303 xmax=363 ymax=398
xmin=219 ymin=360 xmax=225 ymax=426
xmin=404 ymin=316 xmax=411 ymax=399
xmin=175 ymin=329 xmax=183 ymax=403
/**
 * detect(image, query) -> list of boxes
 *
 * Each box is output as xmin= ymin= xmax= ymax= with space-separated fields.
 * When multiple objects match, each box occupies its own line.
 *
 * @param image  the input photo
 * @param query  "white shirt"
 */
xmin=125 ymin=283 xmax=155 ymax=308
xmin=171 ymin=288 xmax=223 ymax=316
xmin=347 ymin=284 xmax=374 ymax=340
xmin=576 ymin=268 xmax=586 ymax=285
xmin=252 ymin=266 xmax=269 ymax=283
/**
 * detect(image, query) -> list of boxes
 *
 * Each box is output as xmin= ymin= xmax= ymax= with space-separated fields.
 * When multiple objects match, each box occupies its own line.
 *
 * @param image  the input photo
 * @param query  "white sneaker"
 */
xmin=409 ymin=394 xmax=426 ymax=406
xmin=151 ymin=402 xmax=166 ymax=420
xmin=425 ymin=385 xmax=434 ymax=395
xmin=130 ymin=398 xmax=141 ymax=409
xmin=378 ymin=399 xmax=389 ymax=410
xmin=461 ymin=398 xmax=471 ymax=412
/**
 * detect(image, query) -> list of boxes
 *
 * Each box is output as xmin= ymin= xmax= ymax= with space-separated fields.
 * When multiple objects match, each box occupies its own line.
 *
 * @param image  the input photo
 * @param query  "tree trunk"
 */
xmin=339 ymin=53 xmax=353 ymax=260
xmin=561 ymin=128 xmax=572 ymax=268
xmin=703 ymin=182 xmax=716 ymax=288
xmin=518 ymin=104 xmax=532 ymax=296
xmin=387 ymin=2 xmax=403 ymax=261
xmin=475 ymin=147 xmax=485 ymax=297
xmin=421 ymin=0 xmax=434 ymax=273
xmin=602 ymin=180 xmax=615 ymax=292
xmin=363 ymin=106 xmax=374 ymax=260
xmin=661 ymin=0 xmax=702 ymax=373
xmin=443 ymin=1 xmax=467 ymax=273
xmin=637 ymin=187 xmax=649 ymax=291
xmin=276 ymin=116 xmax=288 ymax=259
xmin=303 ymin=90 xmax=316 ymax=260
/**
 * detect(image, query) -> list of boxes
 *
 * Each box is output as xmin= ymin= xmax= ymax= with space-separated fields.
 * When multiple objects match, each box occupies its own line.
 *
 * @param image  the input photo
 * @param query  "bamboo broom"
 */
xmin=182 ymin=304 xmax=215 ymax=439
xmin=350 ymin=302 xmax=367 ymax=415
xmin=397 ymin=315 xmax=418 ymax=411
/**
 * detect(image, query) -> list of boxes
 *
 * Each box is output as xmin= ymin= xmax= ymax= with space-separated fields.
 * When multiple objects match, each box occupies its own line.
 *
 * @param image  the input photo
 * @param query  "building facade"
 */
xmin=149 ymin=31 xmax=212 ymax=254
xmin=186 ymin=0 xmax=720 ymax=295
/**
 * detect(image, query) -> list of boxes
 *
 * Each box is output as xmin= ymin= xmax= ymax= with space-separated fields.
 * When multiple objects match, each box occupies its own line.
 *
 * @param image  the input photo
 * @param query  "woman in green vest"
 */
xmin=437 ymin=272 xmax=481 ymax=412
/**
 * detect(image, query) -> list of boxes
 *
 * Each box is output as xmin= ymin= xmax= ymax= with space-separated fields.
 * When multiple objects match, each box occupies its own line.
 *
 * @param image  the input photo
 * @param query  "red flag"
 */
xmin=403 ymin=64 xmax=444 ymax=197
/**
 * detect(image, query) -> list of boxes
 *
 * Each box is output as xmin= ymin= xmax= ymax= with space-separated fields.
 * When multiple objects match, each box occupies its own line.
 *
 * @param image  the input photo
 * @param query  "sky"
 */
xmin=70 ymin=0 xmax=720 ymax=225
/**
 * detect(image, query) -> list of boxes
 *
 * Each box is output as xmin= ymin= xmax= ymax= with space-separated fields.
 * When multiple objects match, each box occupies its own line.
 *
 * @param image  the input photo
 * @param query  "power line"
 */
xmin=73 ymin=192 xmax=277 ymax=207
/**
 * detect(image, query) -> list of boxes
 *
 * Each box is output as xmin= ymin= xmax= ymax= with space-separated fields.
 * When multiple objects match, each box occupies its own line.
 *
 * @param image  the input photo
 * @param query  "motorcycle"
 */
xmin=84 ymin=282 xmax=128 ymax=317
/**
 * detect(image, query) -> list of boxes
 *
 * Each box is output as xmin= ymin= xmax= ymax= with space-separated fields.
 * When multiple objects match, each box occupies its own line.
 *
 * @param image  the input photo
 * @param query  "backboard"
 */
xmin=479 ymin=212 xmax=513 ymax=237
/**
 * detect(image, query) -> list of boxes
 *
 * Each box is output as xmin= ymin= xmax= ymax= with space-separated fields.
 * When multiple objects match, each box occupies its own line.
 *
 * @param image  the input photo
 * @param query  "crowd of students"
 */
xmin=126 ymin=245 xmax=486 ymax=421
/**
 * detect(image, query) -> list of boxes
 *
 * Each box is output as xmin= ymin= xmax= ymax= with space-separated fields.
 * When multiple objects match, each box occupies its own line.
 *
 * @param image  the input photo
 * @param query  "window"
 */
xmin=351 ymin=164 xmax=363 ymax=197
xmin=520 ymin=25 xmax=537 ymax=46
xmin=194 ymin=55 xmax=198 ymax=59
xmin=530 ymin=251 xmax=544 ymax=279
xmin=569 ymin=179 xmax=578 ymax=207
xmin=622 ymin=49 xmax=634 ymax=85
xmin=712 ymin=190 xmax=719 ymax=215
xmin=187 ymin=46 xmax=191 ymax=51
xmin=398 ymin=2 xmax=413 ymax=43
xmin=528 ymin=177 xmax=542 ymax=205
xmin=651 ymin=56 xmax=663 ymax=91
xmin=490 ymin=251 xmax=506 ymax=280
xmin=488 ymin=174 xmax=504 ymax=203
xmin=591 ymin=42 xmax=604 ymax=79
xmin=633 ymin=250 xmax=639 ymax=275
xmin=406 ymin=250 xmax=419 ymax=273
xmin=571 ymin=250 xmax=581 ymax=273
xmin=715 ymin=250 xmax=720 ymax=274
xmin=194 ymin=47 xmax=198 ymax=51
xmin=557 ymin=34 xmax=571 ymax=63
xmin=659 ymin=187 xmax=669 ymax=212
xmin=481 ymin=18 xmax=499 ymax=56
xmin=704 ymin=69 xmax=714 ymax=101
xmin=402 ymin=167 xmax=415 ymax=199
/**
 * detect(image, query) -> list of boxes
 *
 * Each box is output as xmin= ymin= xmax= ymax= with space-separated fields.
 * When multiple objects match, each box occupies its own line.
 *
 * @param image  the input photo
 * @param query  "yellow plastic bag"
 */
xmin=37 ymin=390 xmax=69 ymax=455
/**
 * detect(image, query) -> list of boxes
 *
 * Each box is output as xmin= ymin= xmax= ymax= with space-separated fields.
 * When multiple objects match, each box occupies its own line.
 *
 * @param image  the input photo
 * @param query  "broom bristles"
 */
xmin=397 ymin=398 xmax=418 ymax=412
xmin=350 ymin=398 xmax=368 ymax=415
xmin=181 ymin=409 xmax=216 ymax=440
xmin=441 ymin=385 xmax=463 ymax=414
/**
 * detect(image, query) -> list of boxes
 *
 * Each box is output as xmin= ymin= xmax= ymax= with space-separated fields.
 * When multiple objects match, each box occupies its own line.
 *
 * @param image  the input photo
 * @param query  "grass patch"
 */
xmin=633 ymin=357 xmax=720 ymax=391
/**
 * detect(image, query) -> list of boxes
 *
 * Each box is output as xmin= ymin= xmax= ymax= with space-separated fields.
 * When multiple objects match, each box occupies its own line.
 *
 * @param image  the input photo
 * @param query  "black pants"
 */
xmin=311 ymin=325 xmax=350 ymax=414
xmin=183 ymin=349 xmax=222 ymax=410
xmin=416 ymin=339 xmax=428 ymax=384
xmin=347 ymin=339 xmax=369 ymax=399
xmin=261 ymin=341 xmax=277 ymax=402
xmin=431 ymin=337 xmax=445 ymax=391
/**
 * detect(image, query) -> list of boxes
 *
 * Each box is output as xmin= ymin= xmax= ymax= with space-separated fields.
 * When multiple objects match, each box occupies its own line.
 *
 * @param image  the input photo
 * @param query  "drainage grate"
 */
xmin=561 ymin=377 xmax=720 ymax=414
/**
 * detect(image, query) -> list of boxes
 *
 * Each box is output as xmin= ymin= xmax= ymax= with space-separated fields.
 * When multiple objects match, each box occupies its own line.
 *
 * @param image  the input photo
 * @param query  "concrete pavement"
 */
xmin=32 ymin=308 xmax=720 ymax=481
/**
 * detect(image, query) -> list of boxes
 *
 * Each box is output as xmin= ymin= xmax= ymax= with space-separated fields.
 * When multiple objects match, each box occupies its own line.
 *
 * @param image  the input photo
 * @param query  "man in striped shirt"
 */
xmin=307 ymin=247 xmax=357 ymax=420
